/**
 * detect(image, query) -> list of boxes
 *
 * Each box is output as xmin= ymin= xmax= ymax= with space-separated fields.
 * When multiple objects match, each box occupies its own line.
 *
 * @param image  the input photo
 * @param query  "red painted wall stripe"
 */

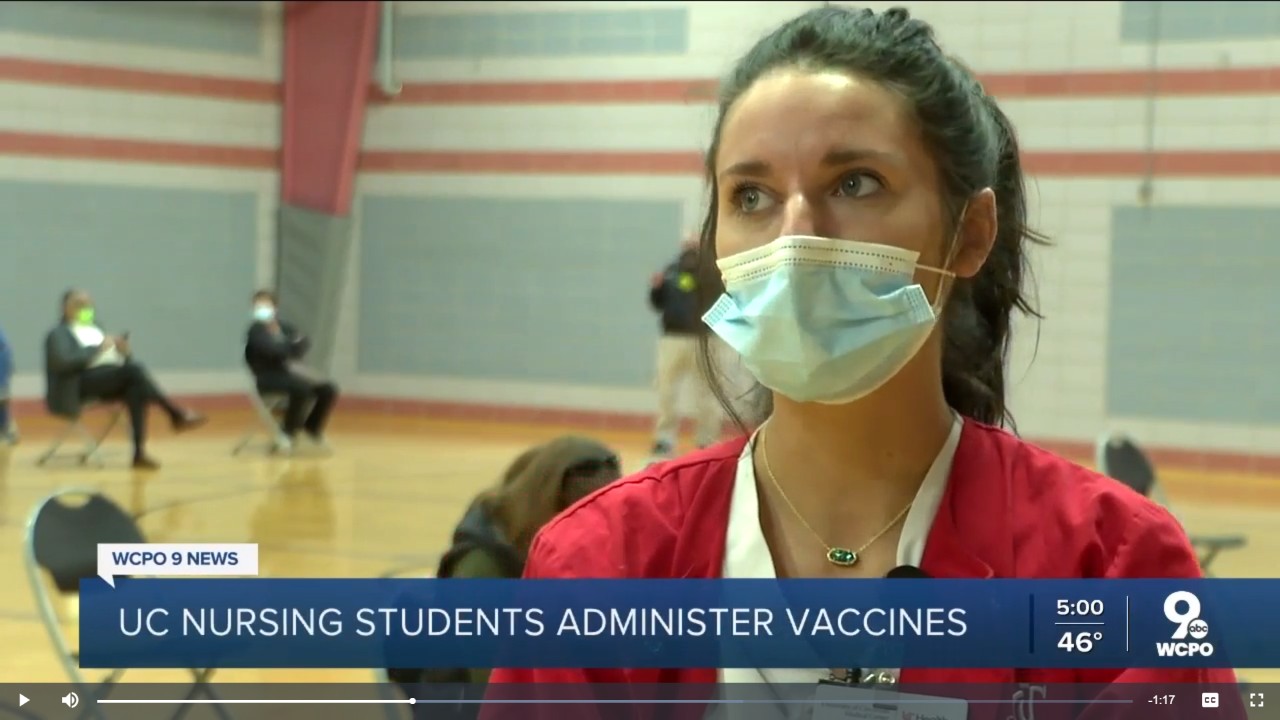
xmin=982 ymin=66 xmax=1280 ymax=98
xmin=336 ymin=397 xmax=1280 ymax=477
xmin=8 ymin=57 xmax=1280 ymax=103
xmin=358 ymin=150 xmax=706 ymax=174
xmin=363 ymin=149 xmax=1280 ymax=177
xmin=0 ymin=58 xmax=279 ymax=102
xmin=1024 ymin=151 xmax=1280 ymax=176
xmin=370 ymin=79 xmax=719 ymax=105
xmin=5 ymin=394 xmax=1279 ymax=475
xmin=7 ymin=132 xmax=1280 ymax=177
xmin=369 ymin=67 xmax=1280 ymax=105
xmin=0 ymin=132 xmax=276 ymax=168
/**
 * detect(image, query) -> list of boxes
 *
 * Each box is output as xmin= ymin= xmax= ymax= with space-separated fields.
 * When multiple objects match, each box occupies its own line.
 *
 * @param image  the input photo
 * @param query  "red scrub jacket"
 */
xmin=485 ymin=420 xmax=1243 ymax=719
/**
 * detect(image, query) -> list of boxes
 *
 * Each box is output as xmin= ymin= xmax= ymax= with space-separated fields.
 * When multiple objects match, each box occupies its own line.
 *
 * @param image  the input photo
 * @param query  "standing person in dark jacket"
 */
xmin=646 ymin=235 xmax=723 ymax=464
xmin=243 ymin=290 xmax=338 ymax=453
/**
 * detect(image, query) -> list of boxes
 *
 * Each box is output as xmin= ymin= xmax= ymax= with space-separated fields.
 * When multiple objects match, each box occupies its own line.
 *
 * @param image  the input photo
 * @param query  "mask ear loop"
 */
xmin=922 ymin=200 xmax=970 ymax=313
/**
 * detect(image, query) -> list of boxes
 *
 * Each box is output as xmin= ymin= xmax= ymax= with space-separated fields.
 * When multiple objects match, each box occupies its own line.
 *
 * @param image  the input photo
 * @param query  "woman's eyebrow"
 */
xmin=718 ymin=147 xmax=901 ymax=181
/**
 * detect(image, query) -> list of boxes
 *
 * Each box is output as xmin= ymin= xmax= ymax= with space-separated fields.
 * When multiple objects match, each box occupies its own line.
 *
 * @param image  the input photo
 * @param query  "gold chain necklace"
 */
xmin=759 ymin=428 xmax=914 ymax=568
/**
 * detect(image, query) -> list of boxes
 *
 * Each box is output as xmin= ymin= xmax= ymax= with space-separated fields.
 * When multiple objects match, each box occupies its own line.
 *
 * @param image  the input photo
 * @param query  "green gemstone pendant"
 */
xmin=826 ymin=548 xmax=859 ymax=567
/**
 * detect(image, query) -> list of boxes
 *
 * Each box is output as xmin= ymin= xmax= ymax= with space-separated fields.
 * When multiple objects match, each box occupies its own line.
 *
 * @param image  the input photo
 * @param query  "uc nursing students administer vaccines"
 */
xmin=484 ymin=6 xmax=1242 ymax=720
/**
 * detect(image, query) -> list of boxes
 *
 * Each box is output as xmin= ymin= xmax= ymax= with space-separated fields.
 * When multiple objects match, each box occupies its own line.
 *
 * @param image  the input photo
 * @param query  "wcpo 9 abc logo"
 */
xmin=1157 ymin=591 xmax=1213 ymax=657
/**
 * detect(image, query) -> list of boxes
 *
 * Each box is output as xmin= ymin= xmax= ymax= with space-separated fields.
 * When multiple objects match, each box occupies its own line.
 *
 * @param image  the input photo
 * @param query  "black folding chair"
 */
xmin=36 ymin=401 xmax=124 ymax=467
xmin=23 ymin=489 xmax=233 ymax=720
xmin=231 ymin=380 xmax=289 ymax=456
xmin=1095 ymin=433 xmax=1247 ymax=576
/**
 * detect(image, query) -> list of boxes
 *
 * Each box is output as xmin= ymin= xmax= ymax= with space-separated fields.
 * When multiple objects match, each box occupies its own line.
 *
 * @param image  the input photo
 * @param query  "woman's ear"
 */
xmin=951 ymin=188 xmax=997 ymax=279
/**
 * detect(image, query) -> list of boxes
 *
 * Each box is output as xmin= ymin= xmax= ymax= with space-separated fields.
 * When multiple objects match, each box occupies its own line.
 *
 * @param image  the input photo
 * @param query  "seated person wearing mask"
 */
xmin=244 ymin=290 xmax=338 ymax=453
xmin=45 ymin=289 xmax=207 ymax=469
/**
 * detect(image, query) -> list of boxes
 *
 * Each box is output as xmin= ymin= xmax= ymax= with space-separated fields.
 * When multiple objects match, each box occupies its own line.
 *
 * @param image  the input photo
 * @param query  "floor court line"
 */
xmin=0 ymin=485 xmax=266 ymax=527
xmin=131 ymin=487 xmax=267 ymax=520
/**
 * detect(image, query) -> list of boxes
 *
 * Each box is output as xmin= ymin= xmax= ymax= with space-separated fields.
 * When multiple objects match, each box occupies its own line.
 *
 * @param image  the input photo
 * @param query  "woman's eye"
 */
xmin=732 ymin=186 xmax=774 ymax=214
xmin=836 ymin=172 xmax=883 ymax=198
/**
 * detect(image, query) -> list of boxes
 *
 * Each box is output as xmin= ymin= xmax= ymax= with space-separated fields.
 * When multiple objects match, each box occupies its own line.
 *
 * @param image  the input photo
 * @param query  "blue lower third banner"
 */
xmin=78 ymin=579 xmax=1275 ymax=669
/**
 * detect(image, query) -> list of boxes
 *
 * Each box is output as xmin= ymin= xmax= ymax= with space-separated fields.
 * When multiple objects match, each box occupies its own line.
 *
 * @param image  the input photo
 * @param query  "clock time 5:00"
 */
xmin=1056 ymin=599 xmax=1104 ymax=616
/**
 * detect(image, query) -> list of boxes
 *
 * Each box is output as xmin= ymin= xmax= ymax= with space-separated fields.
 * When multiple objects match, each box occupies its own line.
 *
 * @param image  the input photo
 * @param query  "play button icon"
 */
xmin=18 ymin=694 xmax=28 ymax=707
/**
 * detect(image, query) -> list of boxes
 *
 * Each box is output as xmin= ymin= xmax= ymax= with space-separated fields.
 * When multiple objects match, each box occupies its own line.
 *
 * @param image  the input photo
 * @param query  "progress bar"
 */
xmin=98 ymin=699 xmax=1135 ymax=706
xmin=101 ymin=699 xmax=416 ymax=705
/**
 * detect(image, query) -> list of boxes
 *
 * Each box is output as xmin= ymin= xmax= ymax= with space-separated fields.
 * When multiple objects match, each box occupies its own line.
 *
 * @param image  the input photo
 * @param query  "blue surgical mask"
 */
xmin=702 ymin=235 xmax=956 ymax=404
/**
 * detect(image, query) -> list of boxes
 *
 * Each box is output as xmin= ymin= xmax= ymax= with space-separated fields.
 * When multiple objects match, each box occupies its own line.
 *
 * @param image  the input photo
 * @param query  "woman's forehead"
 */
xmin=716 ymin=69 xmax=917 ymax=174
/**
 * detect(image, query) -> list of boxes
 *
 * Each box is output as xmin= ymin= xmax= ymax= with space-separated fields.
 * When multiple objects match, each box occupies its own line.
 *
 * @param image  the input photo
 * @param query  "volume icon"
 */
xmin=62 ymin=692 xmax=79 ymax=708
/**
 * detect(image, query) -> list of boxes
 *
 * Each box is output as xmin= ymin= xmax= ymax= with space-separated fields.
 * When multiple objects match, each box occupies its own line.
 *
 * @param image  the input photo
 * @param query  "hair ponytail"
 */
xmin=940 ymin=94 xmax=1048 ymax=429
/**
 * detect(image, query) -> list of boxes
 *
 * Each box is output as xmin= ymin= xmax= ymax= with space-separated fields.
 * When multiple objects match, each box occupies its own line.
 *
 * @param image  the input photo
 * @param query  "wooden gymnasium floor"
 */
xmin=1 ymin=406 xmax=1277 ymax=686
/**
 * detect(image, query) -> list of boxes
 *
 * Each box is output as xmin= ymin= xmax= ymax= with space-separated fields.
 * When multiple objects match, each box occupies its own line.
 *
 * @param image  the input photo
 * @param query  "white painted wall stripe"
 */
xmin=0 ymin=82 xmax=279 ymax=147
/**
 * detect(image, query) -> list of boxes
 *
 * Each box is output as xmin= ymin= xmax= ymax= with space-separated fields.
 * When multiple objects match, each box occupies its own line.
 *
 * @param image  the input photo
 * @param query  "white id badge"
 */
xmin=812 ymin=682 xmax=969 ymax=720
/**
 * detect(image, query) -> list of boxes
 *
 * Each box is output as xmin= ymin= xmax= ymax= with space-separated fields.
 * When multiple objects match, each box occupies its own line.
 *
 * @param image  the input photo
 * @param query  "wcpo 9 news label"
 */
xmin=80 ymin=543 xmax=1278 ymax=670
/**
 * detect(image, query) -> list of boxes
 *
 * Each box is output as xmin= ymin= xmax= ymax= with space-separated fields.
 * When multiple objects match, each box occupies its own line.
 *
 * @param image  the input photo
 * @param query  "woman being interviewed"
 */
xmin=485 ymin=5 xmax=1239 ymax=718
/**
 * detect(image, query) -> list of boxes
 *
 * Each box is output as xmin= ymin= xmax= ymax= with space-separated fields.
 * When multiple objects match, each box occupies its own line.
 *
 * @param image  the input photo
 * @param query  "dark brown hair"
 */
xmin=60 ymin=288 xmax=81 ymax=321
xmin=695 ymin=6 xmax=1047 ymax=432
xmin=480 ymin=437 xmax=621 ymax=557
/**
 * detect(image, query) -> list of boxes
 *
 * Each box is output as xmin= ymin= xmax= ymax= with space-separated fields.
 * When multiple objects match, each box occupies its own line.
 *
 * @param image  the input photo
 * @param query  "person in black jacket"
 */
xmin=45 ymin=289 xmax=207 ymax=469
xmin=243 ymin=290 xmax=338 ymax=453
xmin=646 ymin=235 xmax=723 ymax=464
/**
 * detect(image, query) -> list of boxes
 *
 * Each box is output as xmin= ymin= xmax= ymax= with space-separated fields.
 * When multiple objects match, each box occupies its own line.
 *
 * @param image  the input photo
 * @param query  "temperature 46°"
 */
xmin=1059 ymin=630 xmax=1102 ymax=653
